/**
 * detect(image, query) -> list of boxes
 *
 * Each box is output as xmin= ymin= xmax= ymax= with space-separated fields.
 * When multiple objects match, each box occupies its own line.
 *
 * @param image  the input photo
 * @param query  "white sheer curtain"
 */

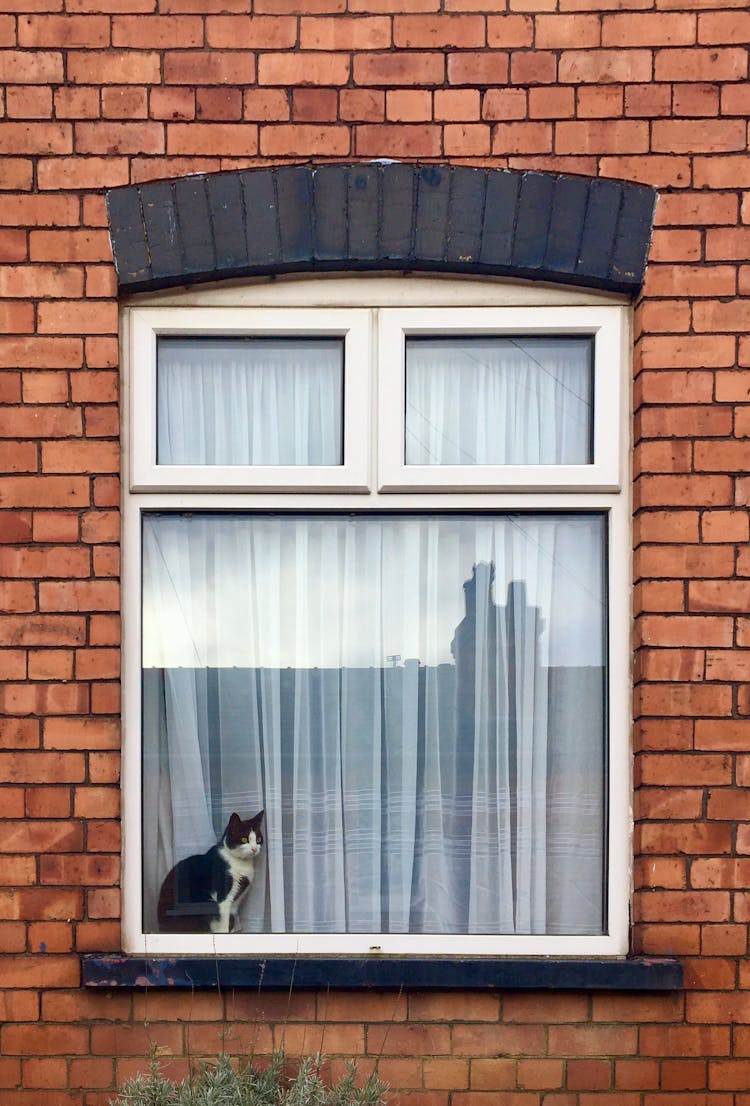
xmin=405 ymin=337 xmax=593 ymax=465
xmin=157 ymin=337 xmax=343 ymax=466
xmin=142 ymin=513 xmax=606 ymax=936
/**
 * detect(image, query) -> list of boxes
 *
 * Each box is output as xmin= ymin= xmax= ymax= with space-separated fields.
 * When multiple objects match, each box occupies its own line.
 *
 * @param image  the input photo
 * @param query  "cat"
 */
xmin=157 ymin=810 xmax=264 ymax=934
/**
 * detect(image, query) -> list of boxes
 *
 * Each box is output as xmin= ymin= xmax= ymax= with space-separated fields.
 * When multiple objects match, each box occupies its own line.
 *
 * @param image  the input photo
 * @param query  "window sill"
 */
xmin=82 ymin=955 xmax=682 ymax=992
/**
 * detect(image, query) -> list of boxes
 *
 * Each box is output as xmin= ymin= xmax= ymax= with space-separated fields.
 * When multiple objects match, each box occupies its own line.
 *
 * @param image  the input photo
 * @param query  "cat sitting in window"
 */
xmin=157 ymin=810 xmax=264 ymax=934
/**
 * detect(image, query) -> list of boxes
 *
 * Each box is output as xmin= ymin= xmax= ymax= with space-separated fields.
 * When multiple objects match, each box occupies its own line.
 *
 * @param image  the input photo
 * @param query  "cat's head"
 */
xmin=225 ymin=810 xmax=264 ymax=859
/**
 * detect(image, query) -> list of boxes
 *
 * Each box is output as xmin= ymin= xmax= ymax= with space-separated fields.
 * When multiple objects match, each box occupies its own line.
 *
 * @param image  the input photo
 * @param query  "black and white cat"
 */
xmin=157 ymin=810 xmax=264 ymax=934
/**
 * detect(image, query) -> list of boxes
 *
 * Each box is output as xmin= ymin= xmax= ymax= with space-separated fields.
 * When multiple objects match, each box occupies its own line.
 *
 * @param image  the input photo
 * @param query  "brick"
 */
xmin=626 ymin=83 xmax=672 ymax=118
xmin=30 ymin=230 xmax=112 ymax=262
xmin=44 ymin=716 xmax=119 ymax=749
xmin=655 ymin=47 xmax=747 ymax=82
xmin=600 ymin=154 xmax=692 ymax=189
xmin=550 ymin=1026 xmax=637 ymax=1057
xmin=673 ymin=83 xmax=720 ymax=118
xmin=0 ymin=718 xmax=39 ymax=749
xmin=68 ymin=50 xmax=161 ymax=84
xmin=699 ymin=10 xmax=750 ymax=43
xmin=448 ymin=52 xmax=508 ymax=84
xmin=702 ymin=924 xmax=748 ymax=955
xmin=707 ymin=789 xmax=750 ymax=820
xmin=356 ymin=124 xmax=441 ymax=157
xmin=69 ymin=1057 xmax=114 ymax=1088
xmin=0 ymin=751 xmax=84 ymax=783
xmin=453 ymin=1024 xmax=545 ymax=1055
xmin=150 ymin=87 xmax=195 ymax=121
xmin=19 ymin=13 xmax=109 ymax=45
xmin=260 ymin=124 xmax=347 ymax=156
xmin=113 ymin=13 xmax=203 ymax=45
xmin=444 ymin=123 xmax=490 ymax=156
xmin=339 ymin=88 xmax=383 ymax=122
xmin=535 ymin=13 xmax=598 ymax=47
xmin=194 ymin=87 xmax=242 ymax=121
xmin=0 ymin=52 xmax=63 ymax=83
xmin=26 ymin=784 xmax=71 ymax=815
xmin=636 ymin=788 xmax=702 ymax=821
xmin=368 ymin=1023 xmax=451 ymax=1055
xmin=602 ymin=11 xmax=695 ymax=45
xmin=635 ymin=544 xmax=733 ymax=579
xmin=419 ymin=1061 xmax=466 ymax=1090
xmin=3 ymin=1024 xmax=89 ymax=1056
xmin=468 ymin=1059 xmax=515 ymax=1090
xmin=483 ymin=88 xmax=528 ymax=119
xmin=640 ymin=753 xmax=731 ymax=787
xmin=0 ymin=679 xmax=86 ymax=720
xmin=638 ymin=823 xmax=732 ymax=856
xmin=636 ymin=683 xmax=732 ymax=717
xmin=39 ymin=854 xmax=119 ymax=885
xmin=28 ymin=922 xmax=73 ymax=954
xmin=559 ymin=49 xmax=652 ymax=83
xmin=634 ymin=923 xmax=701 ymax=956
xmin=259 ymin=52 xmax=349 ymax=85
xmin=636 ymin=475 xmax=732 ymax=509
xmin=301 ymin=15 xmax=390 ymax=49
xmin=356 ymin=52 xmax=445 ymax=86
xmin=102 ymin=86 xmax=148 ymax=120
xmin=566 ymin=1059 xmax=611 ymax=1090
xmin=395 ymin=14 xmax=485 ymax=47
xmin=386 ymin=89 xmax=432 ymax=122
xmin=492 ymin=121 xmax=551 ymax=153
xmin=409 ymin=993 xmax=500 ymax=1021
xmin=0 ymin=443 xmax=35 ymax=473
xmin=576 ymin=85 xmax=623 ymax=118
xmin=0 ymin=614 xmax=86 ymax=645
xmin=654 ymin=119 xmax=746 ymax=154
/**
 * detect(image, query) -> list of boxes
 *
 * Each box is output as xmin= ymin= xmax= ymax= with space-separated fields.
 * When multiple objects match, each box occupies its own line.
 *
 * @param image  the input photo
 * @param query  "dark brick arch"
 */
xmin=106 ymin=163 xmax=656 ymax=296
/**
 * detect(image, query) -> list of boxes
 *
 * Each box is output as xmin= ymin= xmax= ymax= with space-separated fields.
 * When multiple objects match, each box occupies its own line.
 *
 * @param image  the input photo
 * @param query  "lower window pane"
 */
xmin=142 ymin=512 xmax=607 ymax=937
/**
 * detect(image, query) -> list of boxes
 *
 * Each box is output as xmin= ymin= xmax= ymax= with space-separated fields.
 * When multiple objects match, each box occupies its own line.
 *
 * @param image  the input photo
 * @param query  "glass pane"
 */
xmin=142 ymin=512 xmax=607 ymax=937
xmin=405 ymin=336 xmax=593 ymax=465
xmin=157 ymin=337 xmax=344 ymax=466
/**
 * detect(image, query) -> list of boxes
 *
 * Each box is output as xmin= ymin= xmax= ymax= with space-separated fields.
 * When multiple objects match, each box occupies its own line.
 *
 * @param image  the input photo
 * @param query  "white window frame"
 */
xmin=378 ymin=306 xmax=624 ymax=493
xmin=122 ymin=275 xmax=632 ymax=959
xmin=129 ymin=306 xmax=372 ymax=493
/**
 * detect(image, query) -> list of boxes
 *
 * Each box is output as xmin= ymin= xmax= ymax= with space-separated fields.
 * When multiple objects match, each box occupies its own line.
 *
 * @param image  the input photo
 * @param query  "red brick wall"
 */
xmin=0 ymin=1 xmax=749 ymax=1102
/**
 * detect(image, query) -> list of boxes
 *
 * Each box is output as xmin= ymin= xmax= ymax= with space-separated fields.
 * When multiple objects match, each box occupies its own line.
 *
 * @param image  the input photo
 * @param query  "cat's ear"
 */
xmin=252 ymin=809 xmax=264 ymax=826
xmin=227 ymin=812 xmax=242 ymax=831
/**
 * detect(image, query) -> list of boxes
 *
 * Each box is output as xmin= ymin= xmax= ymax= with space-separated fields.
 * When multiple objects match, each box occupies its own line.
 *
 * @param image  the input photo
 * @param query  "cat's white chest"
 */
xmin=210 ymin=844 xmax=256 ymax=934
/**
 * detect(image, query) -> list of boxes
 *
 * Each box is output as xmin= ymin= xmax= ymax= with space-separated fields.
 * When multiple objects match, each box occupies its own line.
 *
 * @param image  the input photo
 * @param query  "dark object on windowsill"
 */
xmin=82 ymin=955 xmax=682 ymax=992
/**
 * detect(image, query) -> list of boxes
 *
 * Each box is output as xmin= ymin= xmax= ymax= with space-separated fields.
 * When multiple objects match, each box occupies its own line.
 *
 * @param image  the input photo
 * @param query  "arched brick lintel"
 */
xmin=106 ymin=163 xmax=657 ymax=296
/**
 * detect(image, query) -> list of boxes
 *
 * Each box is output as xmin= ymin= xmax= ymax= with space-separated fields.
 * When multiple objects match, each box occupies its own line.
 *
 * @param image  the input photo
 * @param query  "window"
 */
xmin=123 ymin=275 xmax=630 ymax=957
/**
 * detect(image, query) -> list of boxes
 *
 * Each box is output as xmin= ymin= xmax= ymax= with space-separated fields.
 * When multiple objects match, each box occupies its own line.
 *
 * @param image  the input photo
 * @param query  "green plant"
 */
xmin=110 ymin=1050 xmax=388 ymax=1106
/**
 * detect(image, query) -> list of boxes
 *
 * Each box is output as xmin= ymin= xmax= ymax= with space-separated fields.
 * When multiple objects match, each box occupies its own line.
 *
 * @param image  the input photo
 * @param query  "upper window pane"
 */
xmin=405 ymin=336 xmax=593 ymax=466
xmin=157 ymin=337 xmax=344 ymax=466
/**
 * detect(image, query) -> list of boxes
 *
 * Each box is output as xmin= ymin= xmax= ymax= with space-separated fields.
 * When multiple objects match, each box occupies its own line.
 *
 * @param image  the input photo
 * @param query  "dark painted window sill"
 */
xmin=82 ymin=955 xmax=682 ymax=992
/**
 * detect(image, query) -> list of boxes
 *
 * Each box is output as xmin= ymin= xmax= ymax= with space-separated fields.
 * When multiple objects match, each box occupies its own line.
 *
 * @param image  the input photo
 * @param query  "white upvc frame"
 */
xmin=129 ymin=306 xmax=372 ymax=493
xmin=378 ymin=306 xmax=625 ymax=493
xmin=122 ymin=275 xmax=632 ymax=959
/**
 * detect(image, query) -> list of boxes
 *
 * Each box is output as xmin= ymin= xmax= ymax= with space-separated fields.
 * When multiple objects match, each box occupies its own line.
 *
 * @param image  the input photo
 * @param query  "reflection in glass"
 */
xmin=157 ymin=337 xmax=344 ymax=466
xmin=405 ymin=336 xmax=593 ymax=465
xmin=142 ymin=513 xmax=607 ymax=936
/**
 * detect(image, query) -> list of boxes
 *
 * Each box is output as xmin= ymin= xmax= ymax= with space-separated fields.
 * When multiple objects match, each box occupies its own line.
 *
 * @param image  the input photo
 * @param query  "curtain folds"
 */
xmin=142 ymin=513 xmax=606 ymax=937
xmin=405 ymin=337 xmax=593 ymax=466
xmin=157 ymin=337 xmax=344 ymax=466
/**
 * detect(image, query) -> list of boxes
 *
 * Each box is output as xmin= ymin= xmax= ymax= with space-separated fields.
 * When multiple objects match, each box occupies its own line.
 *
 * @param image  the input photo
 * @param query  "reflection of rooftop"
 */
xmin=451 ymin=564 xmax=544 ymax=663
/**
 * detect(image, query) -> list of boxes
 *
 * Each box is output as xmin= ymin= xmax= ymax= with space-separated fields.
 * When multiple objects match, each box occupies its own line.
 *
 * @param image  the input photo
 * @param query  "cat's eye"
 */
xmin=241 ymin=836 xmax=248 ymax=843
